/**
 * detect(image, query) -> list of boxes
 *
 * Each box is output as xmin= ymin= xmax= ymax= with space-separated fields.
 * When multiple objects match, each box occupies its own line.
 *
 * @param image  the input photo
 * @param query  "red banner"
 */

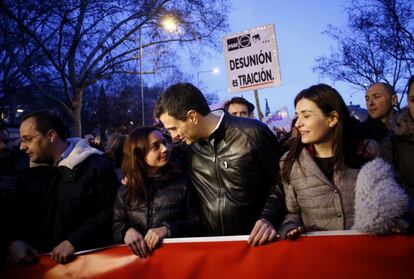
xmin=2 ymin=232 xmax=414 ymax=279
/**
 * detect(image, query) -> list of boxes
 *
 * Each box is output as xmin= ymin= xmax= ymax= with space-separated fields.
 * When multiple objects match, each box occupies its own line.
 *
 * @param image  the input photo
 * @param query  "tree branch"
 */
xmin=1 ymin=2 xmax=64 ymax=74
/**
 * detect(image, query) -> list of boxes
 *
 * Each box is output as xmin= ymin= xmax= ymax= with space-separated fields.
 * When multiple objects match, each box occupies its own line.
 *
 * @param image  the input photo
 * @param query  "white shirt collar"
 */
xmin=209 ymin=110 xmax=225 ymax=137
xmin=207 ymin=110 xmax=225 ymax=145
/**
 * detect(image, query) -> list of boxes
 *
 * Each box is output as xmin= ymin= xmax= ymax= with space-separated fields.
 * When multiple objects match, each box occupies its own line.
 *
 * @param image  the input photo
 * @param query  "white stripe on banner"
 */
xmin=56 ymin=230 xmax=366 ymax=256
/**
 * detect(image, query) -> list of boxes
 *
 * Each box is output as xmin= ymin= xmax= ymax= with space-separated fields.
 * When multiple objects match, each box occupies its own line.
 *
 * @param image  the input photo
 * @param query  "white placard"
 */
xmin=222 ymin=24 xmax=282 ymax=92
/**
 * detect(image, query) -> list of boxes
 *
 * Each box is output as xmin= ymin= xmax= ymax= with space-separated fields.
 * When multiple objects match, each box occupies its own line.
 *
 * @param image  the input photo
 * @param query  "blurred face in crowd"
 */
xmin=365 ymin=83 xmax=397 ymax=121
xmin=228 ymin=103 xmax=250 ymax=118
xmin=409 ymin=83 xmax=414 ymax=119
xmin=0 ymin=130 xmax=11 ymax=154
xmin=295 ymin=98 xmax=337 ymax=147
xmin=159 ymin=112 xmax=200 ymax=145
xmin=145 ymin=130 xmax=170 ymax=169
xmin=19 ymin=117 xmax=53 ymax=164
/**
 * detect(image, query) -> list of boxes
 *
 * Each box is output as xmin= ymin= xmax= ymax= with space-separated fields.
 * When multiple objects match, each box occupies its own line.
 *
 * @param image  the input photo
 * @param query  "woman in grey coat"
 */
xmin=279 ymin=84 xmax=408 ymax=239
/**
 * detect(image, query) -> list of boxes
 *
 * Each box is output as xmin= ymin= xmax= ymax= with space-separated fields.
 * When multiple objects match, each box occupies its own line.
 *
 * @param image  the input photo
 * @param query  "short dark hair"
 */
xmin=408 ymin=76 xmax=414 ymax=95
xmin=21 ymin=110 xmax=69 ymax=140
xmin=224 ymin=97 xmax=255 ymax=114
xmin=154 ymin=83 xmax=211 ymax=121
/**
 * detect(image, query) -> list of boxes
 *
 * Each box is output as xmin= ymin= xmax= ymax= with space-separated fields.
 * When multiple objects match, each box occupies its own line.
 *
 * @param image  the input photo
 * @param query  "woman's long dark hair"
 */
xmin=281 ymin=84 xmax=366 ymax=184
xmin=122 ymin=126 xmax=180 ymax=205
xmin=105 ymin=133 xmax=126 ymax=168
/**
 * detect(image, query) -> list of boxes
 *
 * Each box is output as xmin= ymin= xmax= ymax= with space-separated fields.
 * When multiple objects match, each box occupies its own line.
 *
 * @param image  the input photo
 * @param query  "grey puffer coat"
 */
xmin=279 ymin=148 xmax=409 ymax=236
xmin=279 ymin=148 xmax=358 ymax=235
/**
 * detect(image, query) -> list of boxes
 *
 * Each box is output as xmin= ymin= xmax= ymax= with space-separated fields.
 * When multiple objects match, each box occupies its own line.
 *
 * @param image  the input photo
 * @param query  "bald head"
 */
xmin=369 ymin=83 xmax=396 ymax=97
xmin=365 ymin=82 xmax=397 ymax=123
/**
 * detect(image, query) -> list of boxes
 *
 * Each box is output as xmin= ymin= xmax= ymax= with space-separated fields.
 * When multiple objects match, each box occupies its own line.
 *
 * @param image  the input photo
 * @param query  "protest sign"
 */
xmin=223 ymin=24 xmax=282 ymax=92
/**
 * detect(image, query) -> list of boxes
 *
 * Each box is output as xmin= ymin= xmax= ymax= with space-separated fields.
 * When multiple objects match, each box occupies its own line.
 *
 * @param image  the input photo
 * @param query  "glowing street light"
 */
xmin=197 ymin=68 xmax=220 ymax=87
xmin=139 ymin=16 xmax=178 ymax=126
xmin=161 ymin=16 xmax=178 ymax=32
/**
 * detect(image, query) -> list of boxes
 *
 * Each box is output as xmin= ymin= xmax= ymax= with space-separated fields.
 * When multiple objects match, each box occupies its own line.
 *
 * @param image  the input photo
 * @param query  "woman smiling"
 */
xmin=279 ymin=84 xmax=408 ymax=239
xmin=113 ymin=127 xmax=199 ymax=258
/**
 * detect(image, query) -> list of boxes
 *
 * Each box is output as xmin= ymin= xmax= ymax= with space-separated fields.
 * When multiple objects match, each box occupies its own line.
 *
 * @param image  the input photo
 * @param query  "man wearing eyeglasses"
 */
xmin=7 ymin=111 xmax=119 ymax=265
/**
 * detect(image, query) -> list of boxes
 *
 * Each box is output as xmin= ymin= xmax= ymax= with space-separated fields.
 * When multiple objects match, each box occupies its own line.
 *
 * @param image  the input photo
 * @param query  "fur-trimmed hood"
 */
xmin=388 ymin=108 xmax=414 ymax=137
xmin=352 ymin=158 xmax=409 ymax=234
xmin=58 ymin=138 xmax=103 ymax=170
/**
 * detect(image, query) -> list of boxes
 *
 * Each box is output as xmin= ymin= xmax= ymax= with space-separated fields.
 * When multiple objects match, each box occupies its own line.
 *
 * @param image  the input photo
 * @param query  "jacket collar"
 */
xmin=57 ymin=138 xmax=103 ymax=170
xmin=299 ymin=148 xmax=336 ymax=188
xmin=203 ymin=109 xmax=231 ymax=145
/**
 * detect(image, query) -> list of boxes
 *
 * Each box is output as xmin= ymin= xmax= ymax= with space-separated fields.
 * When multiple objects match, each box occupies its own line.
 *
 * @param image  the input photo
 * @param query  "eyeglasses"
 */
xmin=20 ymin=133 xmax=42 ymax=145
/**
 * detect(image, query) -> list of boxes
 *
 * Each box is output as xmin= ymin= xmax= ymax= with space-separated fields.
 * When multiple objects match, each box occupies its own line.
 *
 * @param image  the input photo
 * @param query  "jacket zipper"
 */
xmin=214 ymin=147 xmax=226 ymax=235
xmin=146 ymin=186 xmax=153 ymax=231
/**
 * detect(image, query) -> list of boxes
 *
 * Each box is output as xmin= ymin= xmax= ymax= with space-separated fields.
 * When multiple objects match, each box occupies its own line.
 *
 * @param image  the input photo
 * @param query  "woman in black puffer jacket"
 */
xmin=113 ymin=127 xmax=199 ymax=258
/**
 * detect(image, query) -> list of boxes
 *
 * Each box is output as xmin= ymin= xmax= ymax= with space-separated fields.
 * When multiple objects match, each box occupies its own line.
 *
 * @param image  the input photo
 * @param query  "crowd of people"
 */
xmin=0 ymin=76 xmax=413 ymax=265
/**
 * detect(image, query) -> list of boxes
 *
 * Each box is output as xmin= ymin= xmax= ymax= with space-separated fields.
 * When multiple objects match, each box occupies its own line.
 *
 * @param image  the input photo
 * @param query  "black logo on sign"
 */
xmin=227 ymin=34 xmax=252 ymax=51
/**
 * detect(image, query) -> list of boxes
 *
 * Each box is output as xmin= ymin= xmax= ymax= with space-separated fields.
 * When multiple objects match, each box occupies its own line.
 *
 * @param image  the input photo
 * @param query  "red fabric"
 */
xmin=2 ymin=234 xmax=414 ymax=279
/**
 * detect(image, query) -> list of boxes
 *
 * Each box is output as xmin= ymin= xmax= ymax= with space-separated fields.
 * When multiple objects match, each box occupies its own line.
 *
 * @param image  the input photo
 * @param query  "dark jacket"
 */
xmin=1 ymin=147 xmax=28 ymax=262
xmin=381 ymin=108 xmax=414 ymax=191
xmin=11 ymin=138 xmax=119 ymax=253
xmin=380 ymin=108 xmax=414 ymax=227
xmin=359 ymin=117 xmax=390 ymax=142
xmin=112 ymin=173 xmax=200 ymax=242
xmin=188 ymin=111 xmax=285 ymax=236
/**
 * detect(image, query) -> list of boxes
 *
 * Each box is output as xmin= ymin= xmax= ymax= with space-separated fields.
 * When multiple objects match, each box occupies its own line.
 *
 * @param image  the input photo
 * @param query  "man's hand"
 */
xmin=8 ymin=240 xmax=38 ymax=265
xmin=144 ymin=226 xmax=168 ymax=250
xmin=51 ymin=240 xmax=76 ymax=264
xmin=124 ymin=227 xmax=149 ymax=258
xmin=247 ymin=219 xmax=279 ymax=247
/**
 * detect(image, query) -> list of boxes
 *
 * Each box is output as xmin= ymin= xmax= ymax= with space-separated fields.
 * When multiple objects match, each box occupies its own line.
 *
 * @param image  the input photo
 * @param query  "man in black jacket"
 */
xmin=8 ymin=111 xmax=119 ymax=264
xmin=155 ymin=83 xmax=285 ymax=246
xmin=360 ymin=82 xmax=398 ymax=142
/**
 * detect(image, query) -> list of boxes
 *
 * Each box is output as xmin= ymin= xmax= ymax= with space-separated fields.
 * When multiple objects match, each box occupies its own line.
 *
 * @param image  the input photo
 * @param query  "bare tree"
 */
xmin=0 ymin=0 xmax=229 ymax=135
xmin=314 ymin=0 xmax=414 ymax=106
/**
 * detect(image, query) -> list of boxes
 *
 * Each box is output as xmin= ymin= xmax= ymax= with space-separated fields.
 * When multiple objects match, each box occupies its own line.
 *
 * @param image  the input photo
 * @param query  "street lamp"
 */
xmin=197 ymin=67 xmax=219 ymax=87
xmin=139 ymin=27 xmax=144 ymax=126
xmin=161 ymin=16 xmax=178 ymax=32
xmin=139 ymin=16 xmax=178 ymax=126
